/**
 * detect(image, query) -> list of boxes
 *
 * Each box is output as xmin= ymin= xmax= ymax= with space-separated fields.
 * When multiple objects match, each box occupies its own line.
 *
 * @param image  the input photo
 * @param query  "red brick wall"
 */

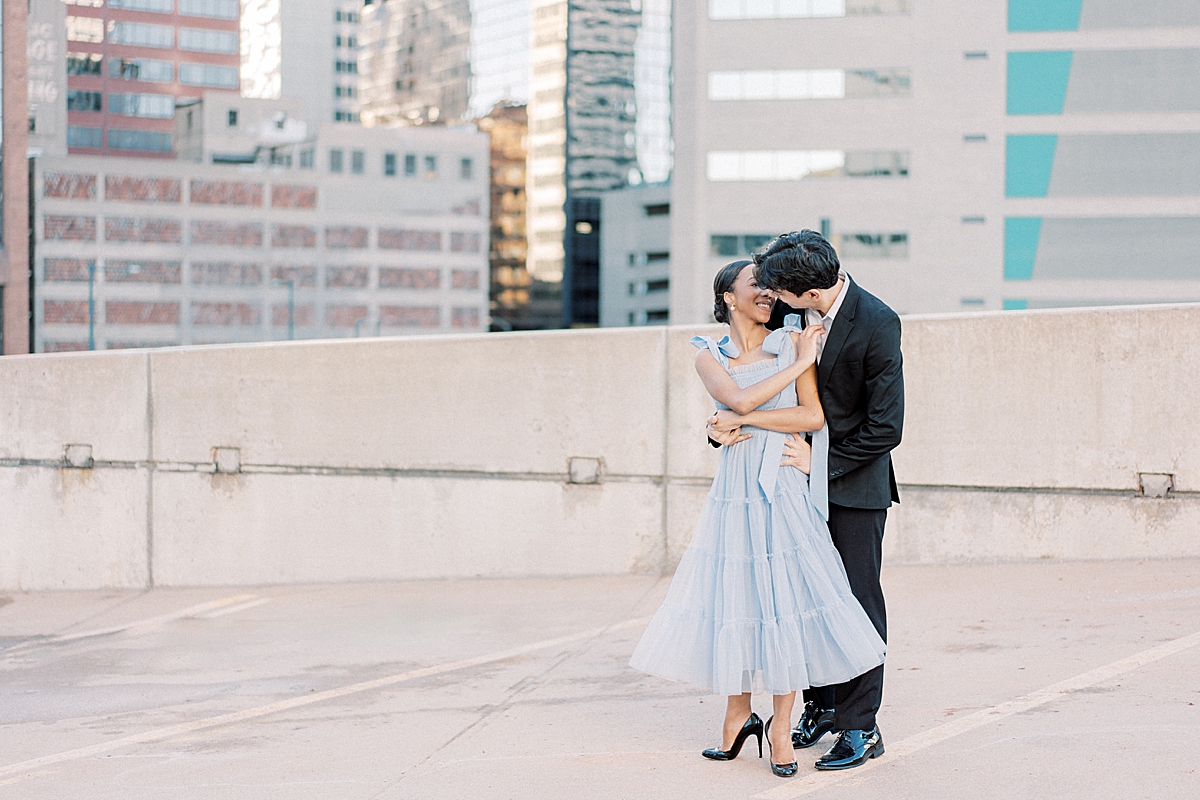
xmin=105 ymin=176 xmax=182 ymax=203
xmin=325 ymin=305 xmax=369 ymax=328
xmin=44 ymin=215 xmax=97 ymax=241
xmin=326 ymin=266 xmax=369 ymax=289
xmin=325 ymin=226 xmax=369 ymax=249
xmin=380 ymin=305 xmax=441 ymax=328
xmin=105 ymin=301 xmax=180 ymax=325
xmin=44 ymin=300 xmax=89 ymax=325
xmin=271 ymin=224 xmax=318 ymax=248
xmin=379 ymin=267 xmax=441 ymax=289
xmin=44 ymin=173 xmax=97 ymax=200
xmin=44 ymin=259 xmax=92 ymax=282
xmin=271 ymin=303 xmax=316 ymax=327
xmin=190 ymin=180 xmax=264 ymax=207
xmin=451 ymin=269 xmax=480 ymax=290
xmin=270 ymin=265 xmax=318 ymax=288
xmin=192 ymin=302 xmax=262 ymax=326
xmin=104 ymin=261 xmax=183 ymax=283
xmin=451 ymin=306 xmax=481 ymax=328
xmin=190 ymin=262 xmax=264 ymax=286
xmin=190 ymin=221 xmax=264 ymax=247
xmin=105 ymin=217 xmax=182 ymax=244
xmin=272 ymin=185 xmax=318 ymax=209
xmin=450 ymin=232 xmax=483 ymax=253
xmin=378 ymin=229 xmax=442 ymax=251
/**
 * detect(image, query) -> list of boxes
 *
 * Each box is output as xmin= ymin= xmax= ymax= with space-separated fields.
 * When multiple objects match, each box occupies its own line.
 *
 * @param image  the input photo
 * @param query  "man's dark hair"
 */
xmin=754 ymin=230 xmax=840 ymax=296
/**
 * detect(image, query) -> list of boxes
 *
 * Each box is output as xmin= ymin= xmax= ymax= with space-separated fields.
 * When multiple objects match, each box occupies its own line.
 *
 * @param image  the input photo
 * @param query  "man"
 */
xmin=707 ymin=230 xmax=904 ymax=770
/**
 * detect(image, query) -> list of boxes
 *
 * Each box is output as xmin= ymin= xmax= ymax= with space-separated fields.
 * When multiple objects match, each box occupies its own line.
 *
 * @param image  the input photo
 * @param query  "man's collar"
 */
xmin=807 ymin=271 xmax=850 ymax=321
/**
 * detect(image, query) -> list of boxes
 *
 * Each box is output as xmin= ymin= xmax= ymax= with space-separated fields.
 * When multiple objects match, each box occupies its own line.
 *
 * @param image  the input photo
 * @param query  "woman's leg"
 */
xmin=722 ymin=693 xmax=754 ymax=748
xmin=770 ymin=692 xmax=798 ymax=763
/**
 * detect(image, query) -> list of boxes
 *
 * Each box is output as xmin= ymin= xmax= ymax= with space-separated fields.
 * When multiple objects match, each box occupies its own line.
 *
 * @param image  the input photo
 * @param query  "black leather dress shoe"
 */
xmin=813 ymin=726 xmax=884 ymax=770
xmin=792 ymin=701 xmax=836 ymax=749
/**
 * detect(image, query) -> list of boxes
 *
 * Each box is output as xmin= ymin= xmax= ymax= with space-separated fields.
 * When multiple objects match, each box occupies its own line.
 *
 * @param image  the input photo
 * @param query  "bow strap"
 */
xmin=689 ymin=334 xmax=740 ymax=367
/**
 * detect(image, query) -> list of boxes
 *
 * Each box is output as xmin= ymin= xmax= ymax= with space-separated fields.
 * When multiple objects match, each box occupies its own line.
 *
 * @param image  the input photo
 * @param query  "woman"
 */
xmin=629 ymin=261 xmax=886 ymax=777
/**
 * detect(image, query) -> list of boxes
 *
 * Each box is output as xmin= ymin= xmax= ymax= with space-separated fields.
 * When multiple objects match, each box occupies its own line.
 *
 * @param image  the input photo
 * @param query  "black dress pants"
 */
xmin=802 ymin=503 xmax=888 ymax=731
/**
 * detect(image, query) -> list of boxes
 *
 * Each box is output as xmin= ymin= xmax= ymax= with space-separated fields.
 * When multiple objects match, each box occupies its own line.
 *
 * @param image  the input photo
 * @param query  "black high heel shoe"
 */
xmin=702 ymin=712 xmax=764 ymax=761
xmin=764 ymin=716 xmax=799 ymax=777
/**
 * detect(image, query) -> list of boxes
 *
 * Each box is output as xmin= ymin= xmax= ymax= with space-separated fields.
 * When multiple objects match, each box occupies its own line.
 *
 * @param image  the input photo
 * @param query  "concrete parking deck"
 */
xmin=1 ymin=559 xmax=1198 ymax=799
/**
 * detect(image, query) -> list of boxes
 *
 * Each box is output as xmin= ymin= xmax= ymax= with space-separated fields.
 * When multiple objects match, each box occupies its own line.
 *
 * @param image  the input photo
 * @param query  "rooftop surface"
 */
xmin=1 ymin=559 xmax=1198 ymax=799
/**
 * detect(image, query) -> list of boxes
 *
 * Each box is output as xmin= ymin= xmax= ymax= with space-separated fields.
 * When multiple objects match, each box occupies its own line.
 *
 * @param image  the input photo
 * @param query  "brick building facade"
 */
xmin=33 ymin=124 xmax=490 ymax=351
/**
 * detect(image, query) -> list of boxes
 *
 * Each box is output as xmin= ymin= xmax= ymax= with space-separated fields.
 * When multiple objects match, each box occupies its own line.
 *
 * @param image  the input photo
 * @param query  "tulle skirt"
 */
xmin=629 ymin=433 xmax=887 ymax=696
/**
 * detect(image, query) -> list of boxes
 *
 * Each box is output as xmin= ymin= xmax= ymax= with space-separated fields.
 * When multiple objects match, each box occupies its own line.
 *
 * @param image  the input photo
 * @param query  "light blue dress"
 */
xmin=629 ymin=318 xmax=886 ymax=696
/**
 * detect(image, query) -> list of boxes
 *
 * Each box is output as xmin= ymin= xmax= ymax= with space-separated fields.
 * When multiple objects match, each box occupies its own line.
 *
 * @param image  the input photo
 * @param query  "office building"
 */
xmin=62 ymin=0 xmax=241 ymax=158
xmin=599 ymin=183 xmax=671 ymax=327
xmin=32 ymin=93 xmax=489 ymax=352
xmin=671 ymin=0 xmax=1200 ymax=322
xmin=241 ymin=0 xmax=363 ymax=124
xmin=2 ymin=2 xmax=33 ymax=354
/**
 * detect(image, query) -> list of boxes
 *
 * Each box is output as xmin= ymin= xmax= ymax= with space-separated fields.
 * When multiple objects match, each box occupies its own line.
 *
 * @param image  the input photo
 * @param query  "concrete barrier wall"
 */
xmin=3 ymin=304 xmax=1198 ymax=589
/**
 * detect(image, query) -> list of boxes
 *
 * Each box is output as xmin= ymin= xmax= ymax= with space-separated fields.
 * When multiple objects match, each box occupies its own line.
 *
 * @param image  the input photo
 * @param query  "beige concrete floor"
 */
xmin=1 ymin=560 xmax=1198 ymax=799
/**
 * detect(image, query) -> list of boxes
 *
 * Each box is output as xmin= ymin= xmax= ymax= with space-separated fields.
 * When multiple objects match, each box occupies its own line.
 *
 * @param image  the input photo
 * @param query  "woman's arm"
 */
xmin=711 ymin=366 xmax=824 ymax=433
xmin=694 ymin=327 xmax=822 ymax=414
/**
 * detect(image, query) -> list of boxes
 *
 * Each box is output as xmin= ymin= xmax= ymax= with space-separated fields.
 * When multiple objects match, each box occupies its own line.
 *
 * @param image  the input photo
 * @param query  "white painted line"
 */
xmin=0 ymin=595 xmax=259 ymax=656
xmin=0 ymin=615 xmax=652 ymax=780
xmin=753 ymin=628 xmax=1200 ymax=799
xmin=194 ymin=597 xmax=272 ymax=619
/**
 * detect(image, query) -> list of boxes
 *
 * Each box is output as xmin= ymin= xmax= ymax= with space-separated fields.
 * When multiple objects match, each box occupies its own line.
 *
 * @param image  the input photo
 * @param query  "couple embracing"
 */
xmin=630 ymin=230 xmax=904 ymax=777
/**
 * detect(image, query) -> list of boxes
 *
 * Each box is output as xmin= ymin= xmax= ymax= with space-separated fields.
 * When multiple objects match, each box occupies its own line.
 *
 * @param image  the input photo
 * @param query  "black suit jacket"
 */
xmin=767 ymin=278 xmax=904 ymax=509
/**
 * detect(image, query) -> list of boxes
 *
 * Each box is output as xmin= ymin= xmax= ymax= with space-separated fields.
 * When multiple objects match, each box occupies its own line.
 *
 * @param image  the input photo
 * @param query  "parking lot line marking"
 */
xmin=0 ymin=595 xmax=260 ymax=656
xmin=753 ymin=628 xmax=1200 ymax=799
xmin=0 ymin=615 xmax=651 ymax=780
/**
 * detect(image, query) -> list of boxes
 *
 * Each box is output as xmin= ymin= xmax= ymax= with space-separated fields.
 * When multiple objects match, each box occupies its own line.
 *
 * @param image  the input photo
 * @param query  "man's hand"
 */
xmin=707 ymin=421 xmax=751 ymax=446
xmin=781 ymin=433 xmax=812 ymax=474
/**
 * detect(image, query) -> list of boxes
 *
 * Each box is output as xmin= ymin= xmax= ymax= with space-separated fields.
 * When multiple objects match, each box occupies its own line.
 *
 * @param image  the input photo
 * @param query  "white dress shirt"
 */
xmin=804 ymin=271 xmax=849 ymax=364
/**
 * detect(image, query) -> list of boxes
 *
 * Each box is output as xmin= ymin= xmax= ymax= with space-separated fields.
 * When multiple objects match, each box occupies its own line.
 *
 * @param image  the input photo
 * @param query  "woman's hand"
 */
xmin=707 ymin=422 xmax=751 ymax=446
xmin=781 ymin=433 xmax=812 ymax=474
xmin=795 ymin=324 xmax=824 ymax=370
xmin=710 ymin=409 xmax=745 ymax=433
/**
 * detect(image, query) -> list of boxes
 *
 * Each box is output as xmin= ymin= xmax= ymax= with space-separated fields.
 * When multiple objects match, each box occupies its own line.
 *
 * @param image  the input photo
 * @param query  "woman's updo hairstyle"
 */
xmin=712 ymin=260 xmax=753 ymax=324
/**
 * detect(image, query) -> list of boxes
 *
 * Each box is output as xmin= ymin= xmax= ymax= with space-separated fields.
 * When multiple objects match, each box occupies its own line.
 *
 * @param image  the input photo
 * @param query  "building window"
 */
xmin=644 ymin=203 xmax=669 ymax=216
xmin=707 ymin=150 xmax=908 ymax=181
xmin=67 ymin=53 xmax=102 ymax=76
xmin=109 ymin=93 xmax=175 ymax=118
xmin=66 ymin=90 xmax=103 ymax=112
xmin=179 ymin=0 xmax=240 ymax=20
xmin=351 ymin=150 xmax=365 ymax=174
xmin=334 ymin=85 xmax=356 ymax=98
xmin=839 ymin=232 xmax=909 ymax=259
xmin=334 ymin=35 xmax=359 ymax=49
xmin=299 ymin=149 xmax=315 ymax=169
xmin=333 ymin=110 xmax=359 ymax=122
xmin=179 ymin=63 xmax=239 ymax=88
xmin=424 ymin=155 xmax=438 ymax=178
xmin=460 ymin=158 xmax=473 ymax=180
xmin=646 ymin=251 xmax=670 ymax=263
xmin=109 ymin=57 xmax=174 ymax=83
xmin=708 ymin=0 xmax=911 ymax=19
xmin=384 ymin=153 xmax=397 ymax=176
xmin=179 ymin=28 xmax=238 ymax=54
xmin=708 ymin=68 xmax=910 ymax=101
xmin=67 ymin=125 xmax=103 ymax=148
xmin=66 ymin=16 xmax=105 ymax=43
xmin=109 ymin=0 xmax=173 ymax=12
xmin=329 ymin=149 xmax=345 ymax=173
xmin=334 ymin=60 xmax=359 ymax=74
xmin=709 ymin=234 xmax=775 ymax=257
xmin=404 ymin=154 xmax=418 ymax=177
xmin=334 ymin=10 xmax=360 ymax=23
xmin=108 ymin=129 xmax=173 ymax=152
xmin=108 ymin=22 xmax=175 ymax=49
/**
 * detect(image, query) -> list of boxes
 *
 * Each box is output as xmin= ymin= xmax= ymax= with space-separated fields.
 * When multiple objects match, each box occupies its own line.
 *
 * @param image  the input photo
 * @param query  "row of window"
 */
xmin=334 ymin=60 xmax=359 ymax=74
xmin=66 ymin=18 xmax=238 ymax=54
xmin=709 ymin=0 xmax=910 ymax=19
xmin=710 ymin=232 xmax=908 ymax=259
xmin=70 ymin=0 xmax=239 ymax=19
xmin=68 ymin=90 xmax=175 ymax=119
xmin=68 ymin=125 xmax=172 ymax=152
xmin=628 ymin=279 xmax=670 ymax=296
xmin=708 ymin=68 xmax=911 ymax=101
xmin=333 ymin=10 xmax=360 ymax=23
xmin=707 ymin=150 xmax=909 ymax=181
xmin=68 ymin=54 xmax=238 ymax=89
xmin=334 ymin=35 xmax=359 ymax=49
xmin=326 ymin=150 xmax=475 ymax=181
